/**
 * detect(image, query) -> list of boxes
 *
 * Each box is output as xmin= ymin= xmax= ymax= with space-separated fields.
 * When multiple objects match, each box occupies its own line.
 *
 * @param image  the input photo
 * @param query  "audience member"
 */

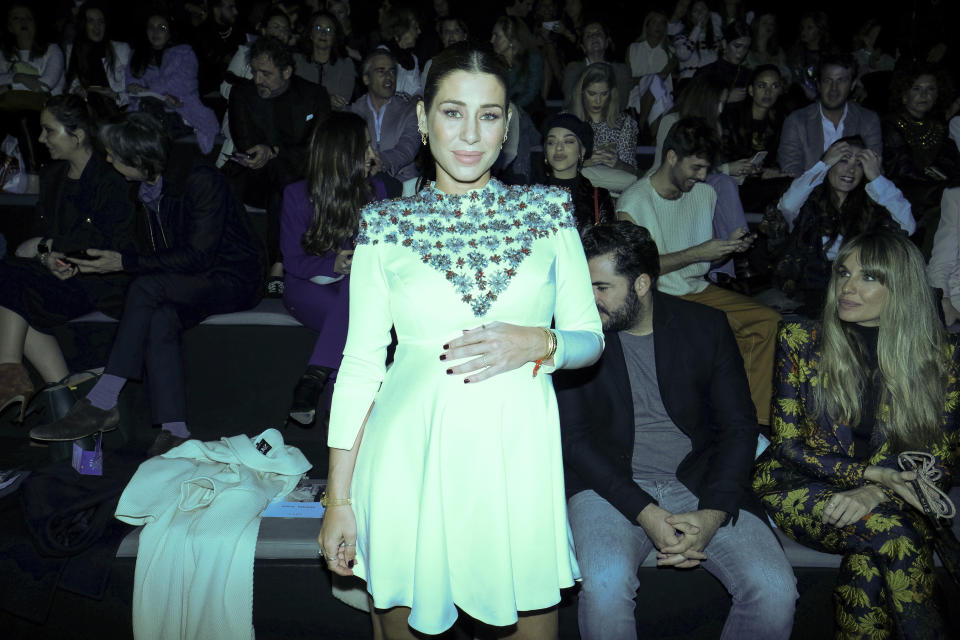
xmin=0 ymin=95 xmax=134 ymax=418
xmin=223 ymin=10 xmax=294 ymax=98
xmin=126 ymin=12 xmax=219 ymax=154
xmin=282 ymin=112 xmax=388 ymax=426
xmin=540 ymin=112 xmax=614 ymax=230
xmin=761 ymin=136 xmax=915 ymax=315
xmin=192 ymin=0 xmax=245 ymax=97
xmin=419 ymin=15 xmax=468 ymax=91
xmin=491 ymin=15 xmax=543 ymax=113
xmin=377 ymin=5 xmax=422 ymax=97
xmin=558 ymin=221 xmax=796 ymax=640
xmin=327 ymin=0 xmax=363 ymax=61
xmin=30 ymin=112 xmax=262 ymax=457
xmin=718 ymin=0 xmax=752 ymax=27
xmin=63 ymin=3 xmax=129 ymax=118
xmin=649 ymin=75 xmax=753 ymax=281
xmin=561 ymin=21 xmax=632 ymax=112
xmin=350 ymin=49 xmax=420 ymax=184
xmin=753 ymin=230 xmax=958 ymax=639
xmin=746 ymin=12 xmax=788 ymax=83
xmin=928 ymin=187 xmax=960 ymax=326
xmin=0 ymin=3 xmax=66 ymax=170
xmin=778 ymin=53 xmax=882 ymax=177
xmin=668 ymin=0 xmax=723 ymax=81
xmin=0 ymin=3 xmax=65 ymax=96
xmin=695 ymin=20 xmax=751 ymax=104
xmin=531 ymin=0 xmax=568 ymax=104
xmin=567 ymin=62 xmax=638 ymax=180
xmin=851 ymin=18 xmax=896 ymax=80
xmin=216 ymin=10 xmax=293 ymax=169
xmin=786 ymin=11 xmax=829 ymax=101
xmin=227 ymin=35 xmax=331 ymax=294
xmin=617 ymin=117 xmax=780 ymax=425
xmin=295 ymin=11 xmax=357 ymax=110
xmin=720 ymin=64 xmax=791 ymax=211
xmin=883 ymin=67 xmax=960 ymax=255
xmin=627 ymin=10 xmax=674 ymax=82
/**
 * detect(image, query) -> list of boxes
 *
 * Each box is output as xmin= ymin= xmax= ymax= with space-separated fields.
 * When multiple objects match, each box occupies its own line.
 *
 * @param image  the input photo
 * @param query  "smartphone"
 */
xmin=542 ymin=21 xmax=559 ymax=32
xmin=63 ymin=249 xmax=94 ymax=260
xmin=750 ymin=151 xmax=768 ymax=166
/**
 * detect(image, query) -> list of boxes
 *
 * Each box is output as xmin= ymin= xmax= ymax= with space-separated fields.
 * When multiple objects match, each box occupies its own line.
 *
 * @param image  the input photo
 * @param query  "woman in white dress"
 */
xmin=318 ymin=42 xmax=604 ymax=639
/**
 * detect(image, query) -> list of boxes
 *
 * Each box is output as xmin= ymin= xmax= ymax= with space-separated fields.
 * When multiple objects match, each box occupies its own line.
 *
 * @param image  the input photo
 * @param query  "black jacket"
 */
xmin=556 ymin=291 xmax=761 ymax=524
xmin=228 ymin=75 xmax=331 ymax=182
xmin=33 ymin=152 xmax=137 ymax=254
xmin=121 ymin=163 xmax=263 ymax=280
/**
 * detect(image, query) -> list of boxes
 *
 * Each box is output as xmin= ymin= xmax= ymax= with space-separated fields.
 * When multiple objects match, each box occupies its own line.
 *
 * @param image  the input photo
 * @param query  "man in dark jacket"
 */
xmin=30 ymin=112 xmax=263 ymax=456
xmin=227 ymin=36 xmax=330 ymax=292
xmin=556 ymin=222 xmax=796 ymax=640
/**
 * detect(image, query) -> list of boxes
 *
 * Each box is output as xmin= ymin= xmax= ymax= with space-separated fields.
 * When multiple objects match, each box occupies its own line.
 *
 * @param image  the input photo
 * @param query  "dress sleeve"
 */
xmin=767 ymin=322 xmax=869 ymax=489
xmin=326 ymin=210 xmax=394 ymax=449
xmin=157 ymin=45 xmax=200 ymax=100
xmin=928 ymin=188 xmax=960 ymax=302
xmin=545 ymin=197 xmax=604 ymax=371
xmin=616 ymin=115 xmax=639 ymax=167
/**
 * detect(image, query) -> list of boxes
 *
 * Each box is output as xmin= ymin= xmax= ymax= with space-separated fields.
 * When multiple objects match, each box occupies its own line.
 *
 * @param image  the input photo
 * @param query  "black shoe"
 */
xmin=288 ymin=366 xmax=333 ymax=426
xmin=29 ymin=398 xmax=119 ymax=441
xmin=147 ymin=431 xmax=189 ymax=457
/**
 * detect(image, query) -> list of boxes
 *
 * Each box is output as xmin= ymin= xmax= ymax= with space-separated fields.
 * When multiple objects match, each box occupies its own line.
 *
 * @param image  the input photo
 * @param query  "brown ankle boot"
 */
xmin=0 ymin=362 xmax=35 ymax=422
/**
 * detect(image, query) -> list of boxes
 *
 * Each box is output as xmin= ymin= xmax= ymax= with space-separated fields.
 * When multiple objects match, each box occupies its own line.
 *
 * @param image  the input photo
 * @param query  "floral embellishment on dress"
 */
xmin=357 ymin=179 xmax=575 ymax=316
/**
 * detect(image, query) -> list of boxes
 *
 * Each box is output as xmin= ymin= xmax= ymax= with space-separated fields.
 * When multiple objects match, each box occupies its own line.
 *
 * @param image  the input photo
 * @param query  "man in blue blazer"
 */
xmin=778 ymin=53 xmax=882 ymax=177
xmin=556 ymin=222 xmax=796 ymax=640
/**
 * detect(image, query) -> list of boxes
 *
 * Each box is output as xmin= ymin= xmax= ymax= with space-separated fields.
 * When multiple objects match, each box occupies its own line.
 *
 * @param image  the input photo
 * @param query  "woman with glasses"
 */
xmin=294 ymin=12 xmax=356 ymax=109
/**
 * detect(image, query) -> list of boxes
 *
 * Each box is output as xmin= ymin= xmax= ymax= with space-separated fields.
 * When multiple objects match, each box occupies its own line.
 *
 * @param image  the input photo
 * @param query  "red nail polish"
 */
xmin=439 ymin=354 xmax=446 ymax=361
xmin=463 ymin=379 xmax=470 ymax=384
xmin=348 ymin=560 xmax=355 ymax=568
xmin=442 ymin=343 xmax=449 ymax=349
xmin=446 ymin=369 xmax=452 ymax=374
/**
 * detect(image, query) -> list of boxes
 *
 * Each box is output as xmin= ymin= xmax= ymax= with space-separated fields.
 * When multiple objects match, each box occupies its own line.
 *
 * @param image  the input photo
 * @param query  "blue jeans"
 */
xmin=568 ymin=481 xmax=797 ymax=640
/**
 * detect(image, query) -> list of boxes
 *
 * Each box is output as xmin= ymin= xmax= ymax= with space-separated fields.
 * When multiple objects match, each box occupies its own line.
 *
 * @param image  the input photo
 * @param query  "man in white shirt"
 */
xmin=778 ymin=53 xmax=882 ymax=177
xmin=617 ymin=117 xmax=780 ymax=426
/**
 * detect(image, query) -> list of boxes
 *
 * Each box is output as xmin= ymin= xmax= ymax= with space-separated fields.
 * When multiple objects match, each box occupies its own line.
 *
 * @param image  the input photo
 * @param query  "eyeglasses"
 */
xmin=314 ymin=25 xmax=334 ymax=33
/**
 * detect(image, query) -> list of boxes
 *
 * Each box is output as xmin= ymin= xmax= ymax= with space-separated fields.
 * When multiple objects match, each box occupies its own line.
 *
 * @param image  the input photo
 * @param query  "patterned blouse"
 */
xmin=752 ymin=320 xmax=960 ymax=493
xmin=357 ymin=179 xmax=576 ymax=317
xmin=589 ymin=113 xmax=639 ymax=168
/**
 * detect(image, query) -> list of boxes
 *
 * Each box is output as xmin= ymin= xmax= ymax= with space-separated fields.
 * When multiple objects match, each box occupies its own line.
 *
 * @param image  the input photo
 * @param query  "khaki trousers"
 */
xmin=681 ymin=284 xmax=780 ymax=424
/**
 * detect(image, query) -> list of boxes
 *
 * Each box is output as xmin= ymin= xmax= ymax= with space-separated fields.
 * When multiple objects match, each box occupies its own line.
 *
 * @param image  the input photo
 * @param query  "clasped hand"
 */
xmin=639 ymin=504 xmax=726 ymax=569
xmin=70 ymin=249 xmax=124 ymax=274
xmin=439 ymin=321 xmax=549 ymax=383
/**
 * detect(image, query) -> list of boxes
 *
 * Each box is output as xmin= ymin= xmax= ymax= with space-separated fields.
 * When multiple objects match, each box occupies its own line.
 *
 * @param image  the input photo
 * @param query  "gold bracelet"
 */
xmin=320 ymin=492 xmax=352 ymax=507
xmin=533 ymin=329 xmax=557 ymax=377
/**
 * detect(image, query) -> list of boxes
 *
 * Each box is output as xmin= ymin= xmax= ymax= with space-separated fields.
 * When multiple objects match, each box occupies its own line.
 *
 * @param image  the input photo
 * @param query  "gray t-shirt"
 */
xmin=619 ymin=331 xmax=693 ymax=480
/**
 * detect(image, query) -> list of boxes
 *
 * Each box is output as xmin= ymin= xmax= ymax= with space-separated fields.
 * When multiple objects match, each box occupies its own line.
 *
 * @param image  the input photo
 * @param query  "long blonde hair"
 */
xmin=815 ymin=231 xmax=948 ymax=451
xmin=568 ymin=62 xmax=621 ymax=128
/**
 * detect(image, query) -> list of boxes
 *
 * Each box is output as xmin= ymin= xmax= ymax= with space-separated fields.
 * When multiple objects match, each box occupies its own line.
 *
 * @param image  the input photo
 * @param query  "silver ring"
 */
xmin=318 ymin=548 xmax=324 ymax=558
xmin=341 ymin=542 xmax=356 ymax=547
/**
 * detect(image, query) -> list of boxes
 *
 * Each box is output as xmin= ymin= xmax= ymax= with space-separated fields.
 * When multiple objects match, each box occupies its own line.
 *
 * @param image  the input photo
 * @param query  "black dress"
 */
xmin=0 ymin=153 xmax=137 ymax=329
xmin=545 ymin=174 xmax=616 ymax=231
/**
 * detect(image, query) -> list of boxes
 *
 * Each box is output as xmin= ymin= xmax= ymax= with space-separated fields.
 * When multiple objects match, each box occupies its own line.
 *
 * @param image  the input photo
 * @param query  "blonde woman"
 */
xmin=752 ymin=230 xmax=959 ymax=639
xmin=567 ymin=62 xmax=637 ymax=176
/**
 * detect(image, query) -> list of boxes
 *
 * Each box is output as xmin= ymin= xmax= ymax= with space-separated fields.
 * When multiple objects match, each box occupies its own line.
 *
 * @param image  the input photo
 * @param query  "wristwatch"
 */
xmin=36 ymin=238 xmax=50 ymax=264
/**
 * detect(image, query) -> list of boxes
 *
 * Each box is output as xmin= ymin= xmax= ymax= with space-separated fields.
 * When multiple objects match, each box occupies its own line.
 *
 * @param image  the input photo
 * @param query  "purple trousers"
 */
xmin=283 ymin=274 xmax=350 ymax=375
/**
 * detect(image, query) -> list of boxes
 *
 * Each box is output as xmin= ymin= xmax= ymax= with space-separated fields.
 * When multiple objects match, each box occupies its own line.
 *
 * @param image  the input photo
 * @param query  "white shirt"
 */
xmin=820 ymin=103 xmax=849 ymax=152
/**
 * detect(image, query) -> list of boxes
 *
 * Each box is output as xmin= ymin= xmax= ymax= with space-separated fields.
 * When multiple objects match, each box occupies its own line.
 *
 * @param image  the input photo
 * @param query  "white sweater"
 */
xmin=115 ymin=429 xmax=311 ymax=640
xmin=617 ymin=176 xmax=717 ymax=295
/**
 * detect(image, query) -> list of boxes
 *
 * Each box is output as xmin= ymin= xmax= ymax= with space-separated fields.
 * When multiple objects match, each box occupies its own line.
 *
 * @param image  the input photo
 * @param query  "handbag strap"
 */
xmin=593 ymin=187 xmax=600 ymax=224
xmin=898 ymin=451 xmax=956 ymax=521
